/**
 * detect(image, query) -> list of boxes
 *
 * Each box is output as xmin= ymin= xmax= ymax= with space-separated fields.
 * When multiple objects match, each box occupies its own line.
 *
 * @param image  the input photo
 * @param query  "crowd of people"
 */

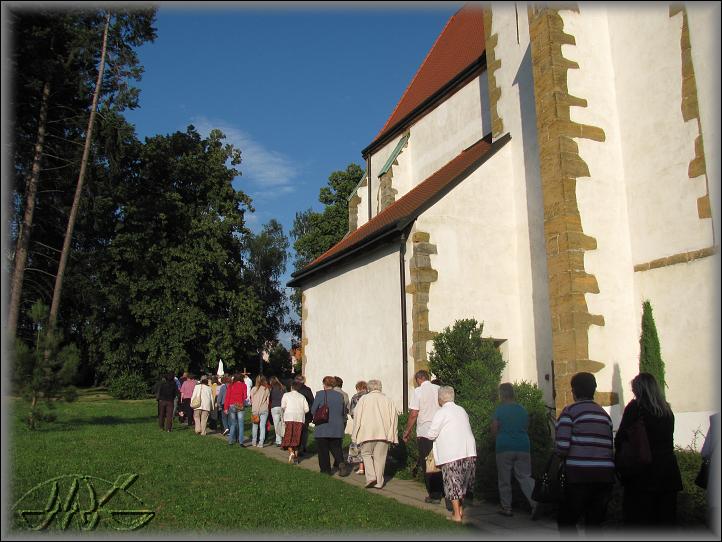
xmin=154 ymin=368 xmax=712 ymax=530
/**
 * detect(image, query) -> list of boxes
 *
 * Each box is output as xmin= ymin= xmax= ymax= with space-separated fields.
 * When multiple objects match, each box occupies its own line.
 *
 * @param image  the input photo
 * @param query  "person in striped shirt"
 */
xmin=554 ymin=372 xmax=615 ymax=534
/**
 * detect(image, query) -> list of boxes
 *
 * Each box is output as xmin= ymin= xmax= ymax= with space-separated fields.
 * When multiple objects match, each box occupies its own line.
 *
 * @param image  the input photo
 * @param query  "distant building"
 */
xmin=288 ymin=4 xmax=720 ymax=446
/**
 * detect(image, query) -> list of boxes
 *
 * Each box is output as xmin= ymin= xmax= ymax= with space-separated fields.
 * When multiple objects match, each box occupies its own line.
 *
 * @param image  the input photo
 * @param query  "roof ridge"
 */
xmin=374 ymin=7 xmax=462 ymax=140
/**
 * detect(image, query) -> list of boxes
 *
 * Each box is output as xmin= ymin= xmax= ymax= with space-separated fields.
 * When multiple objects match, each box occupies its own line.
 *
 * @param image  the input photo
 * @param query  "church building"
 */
xmin=288 ymin=4 xmax=719 ymax=447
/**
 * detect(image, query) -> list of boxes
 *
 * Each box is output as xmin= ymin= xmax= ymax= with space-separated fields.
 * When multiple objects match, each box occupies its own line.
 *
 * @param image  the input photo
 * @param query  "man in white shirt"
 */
xmin=402 ymin=370 xmax=444 ymax=503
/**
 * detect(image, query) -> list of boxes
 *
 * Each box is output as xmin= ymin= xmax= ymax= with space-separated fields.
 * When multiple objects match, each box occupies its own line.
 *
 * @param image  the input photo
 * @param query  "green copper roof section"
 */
xmin=378 ymin=132 xmax=410 ymax=178
xmin=346 ymin=170 xmax=367 ymax=202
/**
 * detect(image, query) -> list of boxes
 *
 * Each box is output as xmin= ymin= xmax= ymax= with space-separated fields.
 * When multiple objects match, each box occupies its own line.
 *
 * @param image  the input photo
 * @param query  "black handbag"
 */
xmin=532 ymin=454 xmax=566 ymax=503
xmin=313 ymin=391 xmax=329 ymax=425
xmin=695 ymin=458 xmax=710 ymax=489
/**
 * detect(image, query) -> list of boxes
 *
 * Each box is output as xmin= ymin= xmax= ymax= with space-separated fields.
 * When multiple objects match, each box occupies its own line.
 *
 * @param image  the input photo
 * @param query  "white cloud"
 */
xmin=192 ymin=117 xmax=298 ymax=194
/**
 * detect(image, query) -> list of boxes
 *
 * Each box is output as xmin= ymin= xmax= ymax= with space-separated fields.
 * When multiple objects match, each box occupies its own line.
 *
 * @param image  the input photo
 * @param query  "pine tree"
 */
xmin=639 ymin=300 xmax=666 ymax=396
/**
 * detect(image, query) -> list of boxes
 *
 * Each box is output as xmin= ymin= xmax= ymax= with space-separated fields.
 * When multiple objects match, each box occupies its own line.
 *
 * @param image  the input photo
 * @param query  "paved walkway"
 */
xmin=210 ymin=429 xmax=559 ymax=536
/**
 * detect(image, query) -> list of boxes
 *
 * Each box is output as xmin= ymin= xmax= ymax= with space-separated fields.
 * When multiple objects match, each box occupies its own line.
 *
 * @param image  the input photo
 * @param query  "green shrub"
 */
xmin=428 ymin=318 xmax=506 ymax=498
xmin=61 ymin=386 xmax=79 ymax=403
xmin=108 ymin=372 xmax=150 ymax=400
xmin=675 ymin=447 xmax=708 ymax=525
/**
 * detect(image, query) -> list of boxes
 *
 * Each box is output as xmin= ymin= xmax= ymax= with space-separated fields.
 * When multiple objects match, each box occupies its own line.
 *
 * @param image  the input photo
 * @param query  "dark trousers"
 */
xmin=300 ymin=421 xmax=310 ymax=452
xmin=623 ymin=488 xmax=678 ymax=526
xmin=558 ymin=482 xmax=613 ymax=534
xmin=418 ymin=437 xmax=444 ymax=499
xmin=158 ymin=400 xmax=174 ymax=431
xmin=316 ymin=437 xmax=344 ymax=474
xmin=181 ymin=398 xmax=193 ymax=426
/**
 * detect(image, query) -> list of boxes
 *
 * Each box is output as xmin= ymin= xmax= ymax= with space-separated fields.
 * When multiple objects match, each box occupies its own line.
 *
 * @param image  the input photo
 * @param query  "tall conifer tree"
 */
xmin=639 ymin=300 xmax=666 ymax=396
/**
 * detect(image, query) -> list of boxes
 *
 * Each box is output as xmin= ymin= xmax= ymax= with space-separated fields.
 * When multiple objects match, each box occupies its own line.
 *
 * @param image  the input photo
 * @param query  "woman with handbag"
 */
xmin=191 ymin=377 xmax=214 ymax=435
xmin=311 ymin=376 xmax=351 ymax=476
xmin=281 ymin=380 xmax=309 ymax=464
xmin=615 ymin=372 xmax=683 ymax=527
xmin=249 ymin=375 xmax=270 ymax=448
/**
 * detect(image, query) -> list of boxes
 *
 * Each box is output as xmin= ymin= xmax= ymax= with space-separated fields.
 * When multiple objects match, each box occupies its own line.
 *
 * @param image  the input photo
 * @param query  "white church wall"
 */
xmin=560 ymin=6 xmax=717 ymax=446
xmin=407 ymin=73 xmax=489 ymax=188
xmin=302 ymin=243 xmax=405 ymax=412
xmin=415 ymin=144 xmax=536 ymax=385
xmin=488 ymin=2 xmax=554 ymax=402
xmin=605 ymin=5 xmax=713 ymax=264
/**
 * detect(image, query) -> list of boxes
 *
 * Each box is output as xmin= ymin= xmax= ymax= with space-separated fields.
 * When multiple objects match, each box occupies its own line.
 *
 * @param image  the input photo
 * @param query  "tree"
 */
xmin=12 ymin=301 xmax=79 ymax=429
xmin=639 ymin=300 xmax=666 ymax=396
xmin=243 ymin=219 xmax=290 ymax=347
xmin=7 ymin=8 xmax=157 ymax=337
xmin=266 ymin=343 xmax=293 ymax=379
xmin=289 ymin=163 xmax=364 ymax=338
xmin=95 ymin=126 xmax=262 ymax=380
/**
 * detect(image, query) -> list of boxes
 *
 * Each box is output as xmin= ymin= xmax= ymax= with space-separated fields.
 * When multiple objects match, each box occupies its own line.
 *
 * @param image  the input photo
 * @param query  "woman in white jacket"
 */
xmin=427 ymin=386 xmax=477 ymax=523
xmin=191 ymin=377 xmax=214 ymax=435
xmin=281 ymin=381 xmax=309 ymax=464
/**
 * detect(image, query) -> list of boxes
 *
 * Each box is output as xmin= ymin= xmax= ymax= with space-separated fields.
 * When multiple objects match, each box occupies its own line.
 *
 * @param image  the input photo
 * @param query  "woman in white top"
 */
xmin=191 ymin=378 xmax=215 ymax=436
xmin=427 ymin=386 xmax=477 ymax=523
xmin=280 ymin=381 xmax=310 ymax=464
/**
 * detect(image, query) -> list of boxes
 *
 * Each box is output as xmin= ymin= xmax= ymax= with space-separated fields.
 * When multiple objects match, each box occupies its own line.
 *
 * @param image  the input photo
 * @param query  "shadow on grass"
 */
xmin=52 ymin=415 xmax=156 ymax=429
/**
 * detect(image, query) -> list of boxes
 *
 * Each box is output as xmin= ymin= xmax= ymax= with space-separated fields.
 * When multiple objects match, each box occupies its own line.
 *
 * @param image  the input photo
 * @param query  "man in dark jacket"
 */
xmin=295 ymin=375 xmax=314 ymax=456
xmin=157 ymin=373 xmax=179 ymax=432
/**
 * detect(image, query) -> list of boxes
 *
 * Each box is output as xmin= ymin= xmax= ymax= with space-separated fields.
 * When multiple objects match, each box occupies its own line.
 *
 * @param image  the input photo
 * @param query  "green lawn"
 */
xmin=8 ymin=396 xmax=465 ymax=535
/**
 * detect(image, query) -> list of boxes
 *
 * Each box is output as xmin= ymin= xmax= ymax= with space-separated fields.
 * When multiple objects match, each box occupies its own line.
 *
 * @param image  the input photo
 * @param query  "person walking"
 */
xmin=243 ymin=371 xmax=253 ymax=407
xmin=615 ymin=372 xmax=683 ymax=528
xmin=179 ymin=373 xmax=197 ymax=427
xmin=295 ymin=375 xmax=315 ymax=456
xmin=348 ymin=381 xmax=369 ymax=474
xmin=555 ymin=372 xmax=615 ymax=535
xmin=426 ymin=386 xmax=477 ymax=523
xmin=402 ymin=370 xmax=444 ymax=504
xmin=223 ymin=373 xmax=248 ymax=447
xmin=281 ymin=380 xmax=309 ymax=464
xmin=311 ymin=376 xmax=351 ymax=477
xmin=216 ymin=375 xmax=230 ymax=435
xmin=269 ymin=376 xmax=286 ymax=446
xmin=191 ymin=377 xmax=214 ymax=435
xmin=157 ymin=372 xmax=178 ymax=432
xmin=250 ymin=375 xmax=271 ymax=448
xmin=351 ymin=379 xmax=398 ymax=489
xmin=491 ymin=383 xmax=537 ymax=518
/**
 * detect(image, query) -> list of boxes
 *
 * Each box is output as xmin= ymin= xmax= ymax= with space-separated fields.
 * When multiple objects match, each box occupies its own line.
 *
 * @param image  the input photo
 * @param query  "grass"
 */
xmin=8 ymin=396 xmax=466 ymax=535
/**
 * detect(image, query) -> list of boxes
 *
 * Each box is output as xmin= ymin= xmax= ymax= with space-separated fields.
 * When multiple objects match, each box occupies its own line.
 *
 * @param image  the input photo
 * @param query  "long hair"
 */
xmin=632 ymin=372 xmax=672 ymax=417
xmin=269 ymin=376 xmax=285 ymax=392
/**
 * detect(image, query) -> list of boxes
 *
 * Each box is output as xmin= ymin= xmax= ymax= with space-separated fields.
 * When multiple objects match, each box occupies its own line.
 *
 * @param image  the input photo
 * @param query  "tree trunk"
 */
xmin=7 ymin=80 xmax=51 ymax=337
xmin=48 ymin=13 xmax=111 ymax=332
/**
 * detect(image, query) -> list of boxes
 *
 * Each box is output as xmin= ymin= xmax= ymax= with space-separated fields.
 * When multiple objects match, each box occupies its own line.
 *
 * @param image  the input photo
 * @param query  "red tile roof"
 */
xmin=289 ymin=133 xmax=510 ymax=287
xmin=367 ymin=5 xmax=486 ymax=153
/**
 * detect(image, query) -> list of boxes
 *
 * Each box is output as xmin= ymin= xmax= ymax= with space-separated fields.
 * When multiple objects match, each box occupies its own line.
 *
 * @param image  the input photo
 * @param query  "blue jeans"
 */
xmin=219 ymin=409 xmax=228 ymax=431
xmin=251 ymin=411 xmax=269 ymax=446
xmin=227 ymin=406 xmax=244 ymax=445
xmin=270 ymin=406 xmax=284 ymax=444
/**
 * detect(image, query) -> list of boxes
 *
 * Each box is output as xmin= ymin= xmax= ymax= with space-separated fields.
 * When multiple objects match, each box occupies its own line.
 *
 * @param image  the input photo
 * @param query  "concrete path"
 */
xmin=211 ymin=429 xmax=559 ymax=537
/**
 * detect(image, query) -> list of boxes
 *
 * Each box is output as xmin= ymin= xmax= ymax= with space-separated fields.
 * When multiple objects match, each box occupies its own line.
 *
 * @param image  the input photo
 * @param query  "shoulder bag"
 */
xmin=313 ymin=391 xmax=330 ymax=425
xmin=615 ymin=416 xmax=652 ymax=470
xmin=532 ymin=453 xmax=566 ymax=503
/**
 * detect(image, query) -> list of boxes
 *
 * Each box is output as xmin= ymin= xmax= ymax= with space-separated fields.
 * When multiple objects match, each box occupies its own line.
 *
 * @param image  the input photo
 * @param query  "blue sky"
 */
xmin=123 ymin=3 xmax=464 ymax=343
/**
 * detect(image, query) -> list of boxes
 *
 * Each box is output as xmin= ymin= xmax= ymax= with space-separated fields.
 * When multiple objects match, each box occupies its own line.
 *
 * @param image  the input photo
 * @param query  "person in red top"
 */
xmin=223 ymin=372 xmax=248 ymax=446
